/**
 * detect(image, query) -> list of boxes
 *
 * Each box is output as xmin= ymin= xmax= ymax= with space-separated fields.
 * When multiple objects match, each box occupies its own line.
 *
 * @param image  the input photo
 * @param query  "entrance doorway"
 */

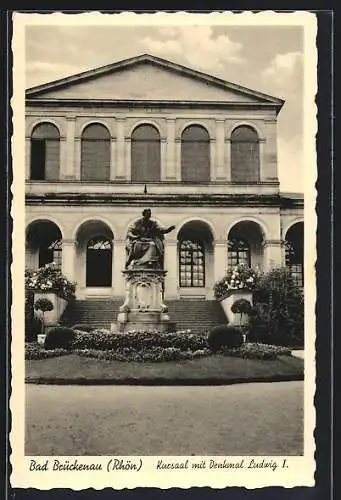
xmin=86 ymin=238 xmax=112 ymax=287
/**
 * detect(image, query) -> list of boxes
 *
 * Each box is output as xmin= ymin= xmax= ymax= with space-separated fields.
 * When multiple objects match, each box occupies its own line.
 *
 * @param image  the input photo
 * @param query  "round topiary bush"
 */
xmin=72 ymin=323 xmax=95 ymax=333
xmin=44 ymin=326 xmax=76 ymax=350
xmin=231 ymin=298 xmax=252 ymax=317
xmin=207 ymin=324 xmax=243 ymax=352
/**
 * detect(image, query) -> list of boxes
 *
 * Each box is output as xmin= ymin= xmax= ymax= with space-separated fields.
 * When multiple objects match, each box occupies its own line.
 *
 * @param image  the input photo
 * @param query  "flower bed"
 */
xmin=25 ymin=330 xmax=294 ymax=363
xmin=74 ymin=347 xmax=211 ymax=363
xmin=222 ymin=342 xmax=292 ymax=360
xmin=25 ymin=343 xmax=71 ymax=360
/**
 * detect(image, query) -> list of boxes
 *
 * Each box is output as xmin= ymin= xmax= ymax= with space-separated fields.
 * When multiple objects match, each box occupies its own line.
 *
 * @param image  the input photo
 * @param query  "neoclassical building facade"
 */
xmin=25 ymin=54 xmax=304 ymax=300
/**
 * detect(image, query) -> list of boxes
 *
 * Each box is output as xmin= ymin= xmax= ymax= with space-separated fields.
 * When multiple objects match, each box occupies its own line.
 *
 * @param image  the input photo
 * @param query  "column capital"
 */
xmin=66 ymin=115 xmax=77 ymax=121
xmin=165 ymin=239 xmax=178 ymax=246
xmin=262 ymin=239 xmax=284 ymax=248
xmin=115 ymin=238 xmax=127 ymax=245
xmin=116 ymin=117 xmax=126 ymax=123
xmin=62 ymin=238 xmax=76 ymax=245
xmin=166 ymin=117 xmax=176 ymax=123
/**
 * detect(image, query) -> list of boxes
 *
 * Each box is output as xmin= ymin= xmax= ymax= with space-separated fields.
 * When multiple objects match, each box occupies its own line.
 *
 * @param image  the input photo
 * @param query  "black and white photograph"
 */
xmin=11 ymin=11 xmax=317 ymax=489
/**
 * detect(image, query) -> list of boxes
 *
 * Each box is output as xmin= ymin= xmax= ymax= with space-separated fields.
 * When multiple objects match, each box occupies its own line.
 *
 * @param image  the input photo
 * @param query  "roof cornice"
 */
xmin=26 ymin=192 xmax=286 ymax=207
xmin=25 ymin=53 xmax=284 ymax=110
xmin=25 ymin=98 xmax=282 ymax=111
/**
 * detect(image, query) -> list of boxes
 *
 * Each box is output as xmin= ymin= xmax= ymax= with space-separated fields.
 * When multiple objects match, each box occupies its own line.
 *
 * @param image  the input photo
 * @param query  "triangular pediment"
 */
xmin=26 ymin=54 xmax=283 ymax=107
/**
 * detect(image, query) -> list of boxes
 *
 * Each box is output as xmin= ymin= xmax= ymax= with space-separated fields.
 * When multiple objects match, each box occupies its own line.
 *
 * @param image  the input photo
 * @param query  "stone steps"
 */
xmin=61 ymin=298 xmax=227 ymax=333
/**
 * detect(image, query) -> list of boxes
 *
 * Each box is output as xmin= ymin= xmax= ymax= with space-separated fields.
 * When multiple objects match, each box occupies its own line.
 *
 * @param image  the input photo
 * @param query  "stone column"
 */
xmin=25 ymin=137 xmax=31 ymax=180
xmin=62 ymin=239 xmax=76 ymax=282
xmin=115 ymin=118 xmax=127 ymax=180
xmin=160 ymin=137 xmax=167 ymax=181
xmin=74 ymin=137 xmax=81 ymax=180
xmin=63 ymin=116 xmax=76 ymax=180
xmin=262 ymin=239 xmax=284 ymax=271
xmin=259 ymin=138 xmax=266 ymax=182
xmin=210 ymin=138 xmax=216 ymax=182
xmin=165 ymin=118 xmax=177 ymax=180
xmin=164 ymin=239 xmax=178 ymax=299
xmin=215 ymin=119 xmax=226 ymax=180
xmin=214 ymin=240 xmax=228 ymax=283
xmin=110 ymin=137 xmax=117 ymax=181
xmin=175 ymin=137 xmax=182 ymax=181
xmin=225 ymin=139 xmax=231 ymax=181
xmin=113 ymin=239 xmax=126 ymax=297
xmin=125 ymin=136 xmax=131 ymax=181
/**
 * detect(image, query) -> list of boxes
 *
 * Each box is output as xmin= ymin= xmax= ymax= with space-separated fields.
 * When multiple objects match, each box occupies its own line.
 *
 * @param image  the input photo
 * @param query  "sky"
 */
xmin=25 ymin=23 xmax=306 ymax=193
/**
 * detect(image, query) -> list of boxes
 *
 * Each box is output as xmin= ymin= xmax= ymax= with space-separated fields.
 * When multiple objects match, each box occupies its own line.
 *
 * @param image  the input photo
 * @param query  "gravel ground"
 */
xmin=26 ymin=381 xmax=303 ymax=456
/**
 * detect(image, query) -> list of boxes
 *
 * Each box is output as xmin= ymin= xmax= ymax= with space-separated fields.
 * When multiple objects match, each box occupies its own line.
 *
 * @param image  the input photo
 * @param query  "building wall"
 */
xmin=25 ymin=71 xmax=303 ymax=300
xmin=25 ymin=204 xmax=289 ymax=299
xmin=25 ymin=105 xmax=278 ymax=184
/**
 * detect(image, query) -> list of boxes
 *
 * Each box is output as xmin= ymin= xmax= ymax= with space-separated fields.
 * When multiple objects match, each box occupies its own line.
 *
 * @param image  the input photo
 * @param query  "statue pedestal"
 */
xmin=114 ymin=269 xmax=173 ymax=333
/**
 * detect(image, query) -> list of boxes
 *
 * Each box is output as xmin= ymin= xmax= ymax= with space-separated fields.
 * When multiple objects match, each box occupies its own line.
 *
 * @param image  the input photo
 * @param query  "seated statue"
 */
xmin=125 ymin=209 xmax=175 ymax=270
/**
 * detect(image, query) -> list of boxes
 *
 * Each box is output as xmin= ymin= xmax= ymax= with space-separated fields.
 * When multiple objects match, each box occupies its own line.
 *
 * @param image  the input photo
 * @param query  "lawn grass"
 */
xmin=26 ymin=353 xmax=304 ymax=385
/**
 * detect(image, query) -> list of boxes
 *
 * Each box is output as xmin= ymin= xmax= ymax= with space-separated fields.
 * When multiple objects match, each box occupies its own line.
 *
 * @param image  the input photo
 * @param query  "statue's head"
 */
xmin=142 ymin=208 xmax=152 ymax=220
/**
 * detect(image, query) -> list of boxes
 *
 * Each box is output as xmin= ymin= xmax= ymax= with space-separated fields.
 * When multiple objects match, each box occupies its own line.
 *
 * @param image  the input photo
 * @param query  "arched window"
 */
xmin=179 ymin=240 xmax=205 ymax=287
xmin=39 ymin=239 xmax=62 ymax=269
xmin=86 ymin=237 xmax=112 ymax=287
xmin=81 ymin=124 xmax=110 ymax=181
xmin=228 ymin=238 xmax=251 ymax=268
xmin=131 ymin=124 xmax=161 ymax=182
xmin=181 ymin=125 xmax=210 ymax=183
xmin=285 ymin=223 xmax=304 ymax=287
xmin=231 ymin=125 xmax=260 ymax=182
xmin=30 ymin=123 xmax=60 ymax=180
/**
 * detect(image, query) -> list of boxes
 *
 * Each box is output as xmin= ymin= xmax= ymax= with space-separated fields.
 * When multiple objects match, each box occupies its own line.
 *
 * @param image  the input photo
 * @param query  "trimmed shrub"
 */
xmin=207 ymin=324 xmax=243 ymax=352
xmin=34 ymin=297 xmax=54 ymax=334
xmin=72 ymin=329 xmax=208 ymax=352
xmin=72 ymin=324 xmax=95 ymax=333
xmin=251 ymin=267 xmax=304 ymax=347
xmin=44 ymin=326 xmax=76 ymax=350
xmin=231 ymin=298 xmax=252 ymax=317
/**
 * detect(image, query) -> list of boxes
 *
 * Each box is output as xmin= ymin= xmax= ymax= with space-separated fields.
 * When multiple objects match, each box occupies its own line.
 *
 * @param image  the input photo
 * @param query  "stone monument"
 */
xmin=115 ymin=209 xmax=176 ymax=333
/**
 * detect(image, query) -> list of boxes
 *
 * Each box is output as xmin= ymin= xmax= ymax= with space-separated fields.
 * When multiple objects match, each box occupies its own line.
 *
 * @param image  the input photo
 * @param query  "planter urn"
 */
xmin=33 ymin=290 xmax=68 ymax=326
xmin=219 ymin=289 xmax=253 ymax=326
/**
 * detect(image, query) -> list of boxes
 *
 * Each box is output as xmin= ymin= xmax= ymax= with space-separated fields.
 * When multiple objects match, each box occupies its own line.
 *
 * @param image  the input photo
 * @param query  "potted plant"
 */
xmin=25 ymin=263 xmax=76 ymax=324
xmin=231 ymin=298 xmax=253 ymax=325
xmin=34 ymin=297 xmax=54 ymax=344
xmin=213 ymin=263 xmax=260 ymax=324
